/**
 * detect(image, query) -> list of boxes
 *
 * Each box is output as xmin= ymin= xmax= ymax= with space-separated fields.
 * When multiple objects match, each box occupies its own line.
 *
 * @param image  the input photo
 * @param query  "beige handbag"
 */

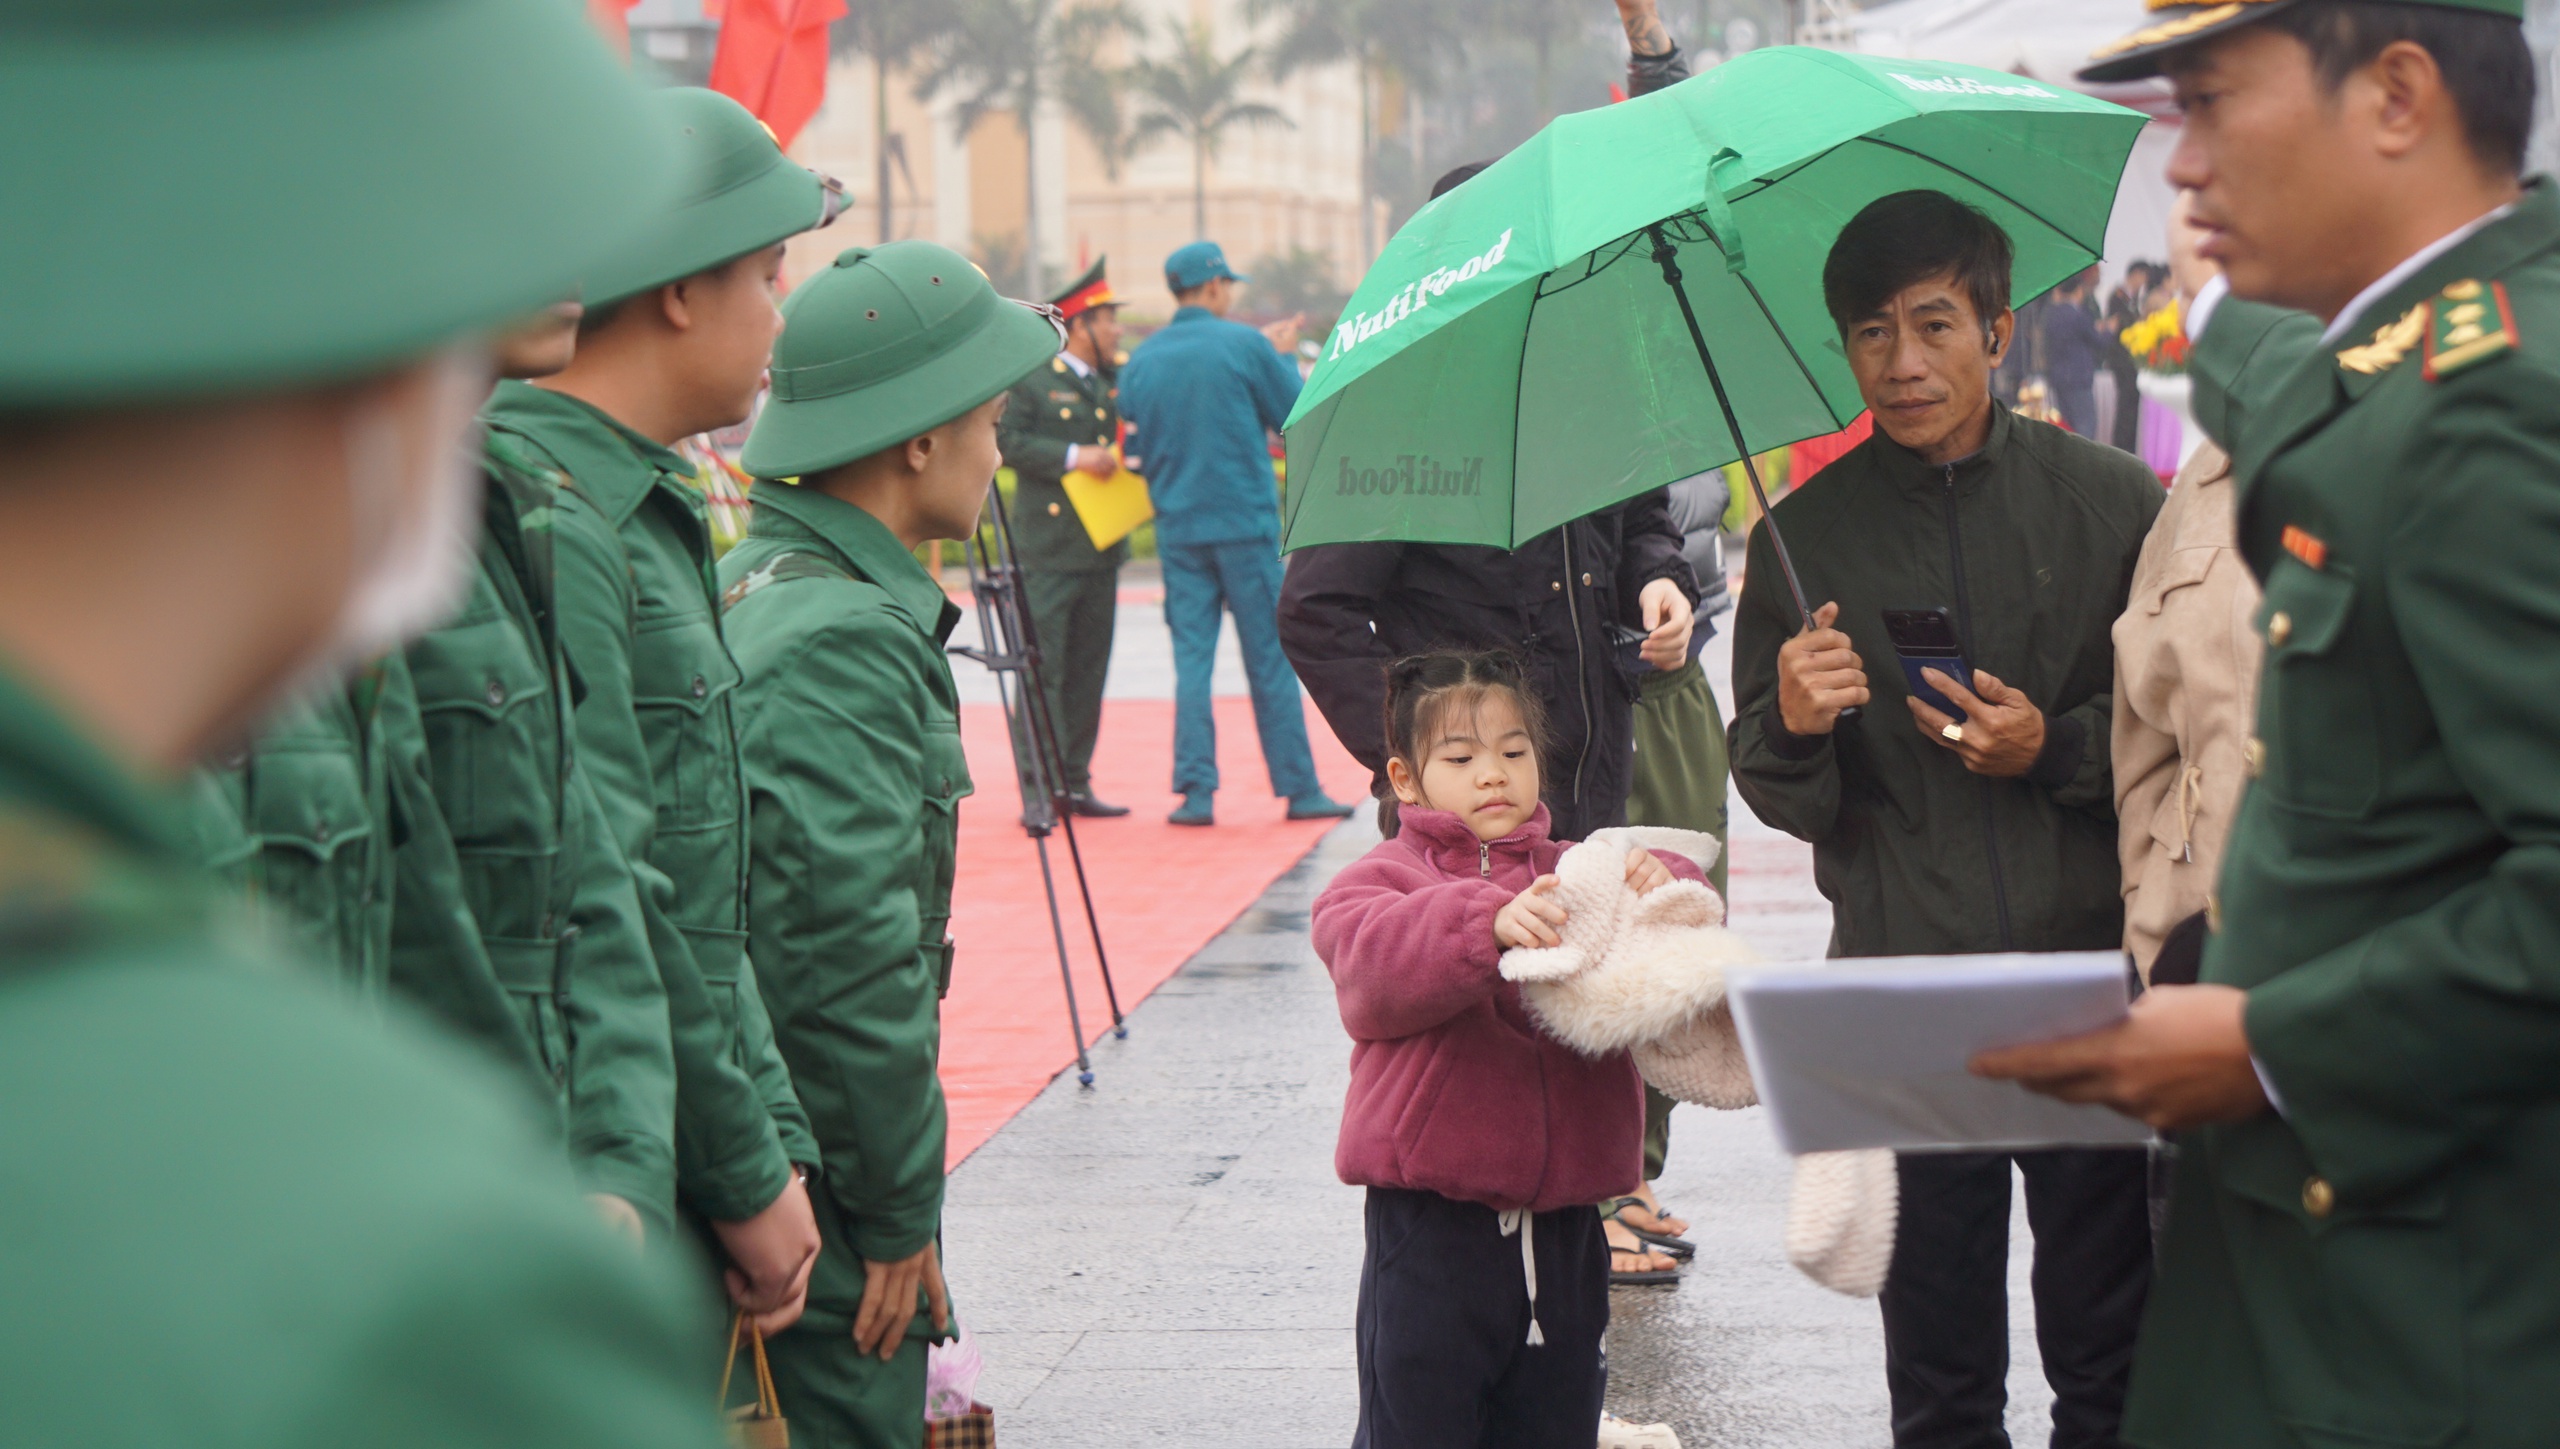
xmin=719 ymin=1312 xmax=789 ymax=1449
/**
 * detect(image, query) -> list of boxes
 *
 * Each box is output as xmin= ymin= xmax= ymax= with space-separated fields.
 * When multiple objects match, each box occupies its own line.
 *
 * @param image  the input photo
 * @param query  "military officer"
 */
xmin=998 ymin=257 xmax=1132 ymax=817
xmin=481 ymin=88 xmax=835 ymax=1302
xmin=1977 ymin=4 xmax=2560 ymax=1444
xmin=719 ymin=241 xmax=1063 ymax=1449
xmin=0 ymin=2 xmax=719 ymax=1444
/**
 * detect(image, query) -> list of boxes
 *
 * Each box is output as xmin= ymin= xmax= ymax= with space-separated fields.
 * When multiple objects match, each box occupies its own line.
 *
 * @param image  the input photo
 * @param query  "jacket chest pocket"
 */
xmin=407 ymin=613 xmax=562 ymax=847
xmin=630 ymin=609 xmax=743 ymax=832
xmin=2253 ymin=559 xmax=2378 ymax=818
xmin=914 ymin=715 xmax=974 ymax=997
xmin=246 ymin=728 xmax=379 ymax=970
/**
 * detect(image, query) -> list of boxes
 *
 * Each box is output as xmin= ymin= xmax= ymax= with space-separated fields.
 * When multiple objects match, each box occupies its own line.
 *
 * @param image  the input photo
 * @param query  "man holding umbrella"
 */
xmin=1726 ymin=191 xmax=2164 ymax=1448
xmin=1976 ymin=3 xmax=2560 ymax=1444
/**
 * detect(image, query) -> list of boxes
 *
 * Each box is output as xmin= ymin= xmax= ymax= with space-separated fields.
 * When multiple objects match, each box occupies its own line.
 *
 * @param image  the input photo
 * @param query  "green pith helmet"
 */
xmin=741 ymin=242 xmax=1064 ymax=480
xmin=578 ymin=86 xmax=841 ymax=309
xmin=1 ymin=0 xmax=669 ymax=405
xmin=2082 ymin=0 xmax=2526 ymax=84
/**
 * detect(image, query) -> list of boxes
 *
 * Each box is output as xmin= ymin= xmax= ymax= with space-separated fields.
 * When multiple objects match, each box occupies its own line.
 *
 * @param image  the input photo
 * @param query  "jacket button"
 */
xmin=485 ymin=679 xmax=506 ymax=707
xmin=691 ymin=673 xmax=709 ymax=699
xmin=2267 ymin=611 xmax=2293 ymax=646
xmin=1059 ymin=407 xmax=1073 ymax=419
xmin=2206 ymin=892 xmax=2222 ymax=933
xmin=1048 ymin=502 xmax=1062 ymax=516
xmin=1581 ymin=572 xmax=1593 ymax=586
xmin=2302 ymin=1176 xmax=2335 ymax=1218
xmin=2244 ymin=737 xmax=2266 ymax=778
xmin=1551 ymin=581 xmax=1562 ymax=592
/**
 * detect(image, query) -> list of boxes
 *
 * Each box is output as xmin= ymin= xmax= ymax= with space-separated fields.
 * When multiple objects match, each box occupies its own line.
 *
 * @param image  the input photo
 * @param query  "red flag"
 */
xmin=586 ymin=0 xmax=640 ymax=57
xmin=707 ymin=0 xmax=846 ymax=150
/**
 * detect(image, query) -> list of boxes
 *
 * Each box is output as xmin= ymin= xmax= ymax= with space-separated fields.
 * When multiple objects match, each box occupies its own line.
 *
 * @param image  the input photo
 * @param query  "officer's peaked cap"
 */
xmin=2082 ymin=0 xmax=2526 ymax=85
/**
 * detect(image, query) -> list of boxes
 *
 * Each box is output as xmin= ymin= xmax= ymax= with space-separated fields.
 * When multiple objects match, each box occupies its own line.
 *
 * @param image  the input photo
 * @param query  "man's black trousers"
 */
xmin=1353 ymin=1187 xmax=1607 ymax=1449
xmin=1882 ymin=1148 xmax=2152 ymax=1449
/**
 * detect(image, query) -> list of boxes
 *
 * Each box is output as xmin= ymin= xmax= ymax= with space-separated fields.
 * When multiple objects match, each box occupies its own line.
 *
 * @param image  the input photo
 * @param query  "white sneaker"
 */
xmin=1597 ymin=1411 xmax=1683 ymax=1449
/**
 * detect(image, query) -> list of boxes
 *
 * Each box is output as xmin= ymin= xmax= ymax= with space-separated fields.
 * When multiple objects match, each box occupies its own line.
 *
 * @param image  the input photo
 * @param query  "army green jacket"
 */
xmin=0 ymin=665 xmax=722 ymax=1449
xmin=2130 ymin=182 xmax=2560 ymax=1449
xmin=484 ymin=384 xmax=816 ymax=1224
xmin=999 ymin=352 xmax=1128 ymax=573
xmin=190 ymin=662 xmax=540 ymax=1089
xmin=188 ymin=671 xmax=397 ymax=1000
xmin=720 ymin=484 xmax=968 ymax=1331
xmin=400 ymin=439 xmax=689 ymax=1229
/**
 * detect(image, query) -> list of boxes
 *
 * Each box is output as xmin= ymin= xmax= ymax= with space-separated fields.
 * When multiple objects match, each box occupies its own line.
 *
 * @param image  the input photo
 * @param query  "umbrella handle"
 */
xmin=1645 ymin=225 xmax=1859 ymax=724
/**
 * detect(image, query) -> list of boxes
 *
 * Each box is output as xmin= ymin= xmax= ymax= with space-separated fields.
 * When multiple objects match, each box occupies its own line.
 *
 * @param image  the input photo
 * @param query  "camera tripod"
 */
xmin=948 ymin=480 xmax=1126 ymax=1087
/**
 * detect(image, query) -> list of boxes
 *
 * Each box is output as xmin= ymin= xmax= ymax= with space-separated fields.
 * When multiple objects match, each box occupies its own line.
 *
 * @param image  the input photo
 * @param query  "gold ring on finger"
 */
xmin=1942 ymin=723 xmax=1965 ymax=744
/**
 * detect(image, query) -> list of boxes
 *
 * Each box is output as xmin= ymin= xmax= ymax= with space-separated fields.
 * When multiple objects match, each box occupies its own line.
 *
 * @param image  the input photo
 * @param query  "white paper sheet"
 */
xmin=1726 ymin=952 xmax=2157 ymax=1155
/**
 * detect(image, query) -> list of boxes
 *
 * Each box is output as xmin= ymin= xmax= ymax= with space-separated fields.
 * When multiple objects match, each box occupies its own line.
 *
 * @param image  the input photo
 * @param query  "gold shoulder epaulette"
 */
xmin=2338 ymin=301 xmax=2429 ymax=375
xmin=2423 ymin=279 xmax=2518 ymax=381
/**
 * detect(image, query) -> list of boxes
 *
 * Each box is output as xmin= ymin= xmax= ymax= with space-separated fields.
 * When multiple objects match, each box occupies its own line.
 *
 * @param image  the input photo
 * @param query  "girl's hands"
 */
xmin=1624 ymin=848 xmax=1673 ymax=897
xmin=1495 ymin=875 xmax=1568 ymax=949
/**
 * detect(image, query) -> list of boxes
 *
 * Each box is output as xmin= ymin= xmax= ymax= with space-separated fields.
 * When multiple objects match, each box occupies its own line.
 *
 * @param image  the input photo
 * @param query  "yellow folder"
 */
xmin=1060 ymin=466 xmax=1155 ymax=551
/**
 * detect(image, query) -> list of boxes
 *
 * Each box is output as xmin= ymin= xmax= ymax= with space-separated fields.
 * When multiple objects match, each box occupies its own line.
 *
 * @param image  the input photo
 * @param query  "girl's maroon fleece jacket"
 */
xmin=1311 ymin=803 xmax=1701 ymax=1214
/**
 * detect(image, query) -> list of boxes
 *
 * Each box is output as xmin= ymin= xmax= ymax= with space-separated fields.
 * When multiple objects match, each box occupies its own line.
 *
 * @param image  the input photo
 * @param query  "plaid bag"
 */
xmin=924 ymin=1403 xmax=995 ymax=1449
xmin=718 ymin=1312 xmax=789 ymax=1449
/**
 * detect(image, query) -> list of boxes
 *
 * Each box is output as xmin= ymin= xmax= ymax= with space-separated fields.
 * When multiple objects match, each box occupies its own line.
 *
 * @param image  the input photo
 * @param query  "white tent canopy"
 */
xmin=1832 ymin=0 xmax=2151 ymax=88
xmin=1825 ymin=0 xmax=2179 ymax=285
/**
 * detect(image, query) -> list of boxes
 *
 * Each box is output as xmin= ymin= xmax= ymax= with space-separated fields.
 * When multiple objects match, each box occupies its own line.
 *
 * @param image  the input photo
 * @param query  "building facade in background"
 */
xmin=630 ymin=0 xmax=1369 ymax=320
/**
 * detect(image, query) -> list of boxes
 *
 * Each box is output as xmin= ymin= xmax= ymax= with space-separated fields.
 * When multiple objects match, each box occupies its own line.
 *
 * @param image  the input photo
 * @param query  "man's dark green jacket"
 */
xmin=0 ymin=663 xmax=722 ymax=1449
xmin=1728 ymin=402 xmax=2161 ymax=956
xmin=483 ymin=382 xmax=817 ymax=1226
xmin=2127 ymin=181 xmax=2560 ymax=1449
xmin=720 ymin=483 xmax=968 ymax=1337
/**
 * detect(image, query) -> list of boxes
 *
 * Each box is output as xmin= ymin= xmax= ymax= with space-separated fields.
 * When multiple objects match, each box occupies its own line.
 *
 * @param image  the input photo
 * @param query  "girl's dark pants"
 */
xmin=1353 ymin=1187 xmax=1609 ymax=1449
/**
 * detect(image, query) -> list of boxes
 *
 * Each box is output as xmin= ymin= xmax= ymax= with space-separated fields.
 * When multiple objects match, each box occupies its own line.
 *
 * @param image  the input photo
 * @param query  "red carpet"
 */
xmin=939 ymin=695 xmax=1370 ymax=1165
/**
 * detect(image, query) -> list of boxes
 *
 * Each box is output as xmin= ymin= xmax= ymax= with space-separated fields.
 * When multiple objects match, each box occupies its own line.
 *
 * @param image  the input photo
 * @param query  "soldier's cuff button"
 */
xmin=2267 ymin=611 xmax=2292 ymax=646
xmin=2244 ymin=737 xmax=2266 ymax=778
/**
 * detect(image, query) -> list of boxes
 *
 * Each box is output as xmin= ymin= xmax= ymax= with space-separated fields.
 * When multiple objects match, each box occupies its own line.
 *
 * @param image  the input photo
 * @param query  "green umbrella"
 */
xmin=1280 ymin=46 xmax=2146 ymax=626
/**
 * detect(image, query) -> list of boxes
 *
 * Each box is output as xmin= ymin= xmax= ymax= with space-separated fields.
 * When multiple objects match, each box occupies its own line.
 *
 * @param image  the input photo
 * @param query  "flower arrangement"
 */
xmin=2120 ymin=298 xmax=2190 ymax=375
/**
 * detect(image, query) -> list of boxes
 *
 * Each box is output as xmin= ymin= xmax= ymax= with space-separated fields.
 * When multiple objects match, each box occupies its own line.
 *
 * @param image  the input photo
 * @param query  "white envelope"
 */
xmin=1726 ymin=952 xmax=2157 ymax=1155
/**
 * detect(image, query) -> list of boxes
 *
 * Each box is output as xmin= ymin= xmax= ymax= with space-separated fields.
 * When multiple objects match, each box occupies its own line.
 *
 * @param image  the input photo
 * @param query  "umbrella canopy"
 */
xmin=1280 ymin=47 xmax=2147 ymax=555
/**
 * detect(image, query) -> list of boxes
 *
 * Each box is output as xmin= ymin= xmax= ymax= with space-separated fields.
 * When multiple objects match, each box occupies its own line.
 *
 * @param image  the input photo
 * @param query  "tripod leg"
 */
xmin=1034 ymin=834 xmax=1095 ymax=1086
xmin=1055 ymin=812 xmax=1126 ymax=1036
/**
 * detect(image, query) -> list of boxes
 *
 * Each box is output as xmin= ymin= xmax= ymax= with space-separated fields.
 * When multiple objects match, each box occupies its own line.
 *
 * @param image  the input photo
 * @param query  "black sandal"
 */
xmin=1603 ymin=1194 xmax=1696 ymax=1259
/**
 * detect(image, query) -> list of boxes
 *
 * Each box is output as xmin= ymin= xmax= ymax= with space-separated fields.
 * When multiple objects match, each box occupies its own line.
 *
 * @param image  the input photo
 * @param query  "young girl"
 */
xmin=1312 ymin=650 xmax=1702 ymax=1447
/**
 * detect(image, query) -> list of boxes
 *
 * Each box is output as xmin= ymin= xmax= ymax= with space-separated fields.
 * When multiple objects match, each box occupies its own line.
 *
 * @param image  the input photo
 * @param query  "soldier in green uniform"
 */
xmin=189 ymin=674 xmax=406 ymax=998
xmin=1977 ymin=4 xmax=2560 ymax=1444
xmin=0 ymin=1 xmax=722 ymax=1444
xmin=998 ymin=257 xmax=1132 ymax=817
xmin=719 ymin=241 xmax=1063 ymax=1448
xmin=481 ymin=88 xmax=834 ymax=1303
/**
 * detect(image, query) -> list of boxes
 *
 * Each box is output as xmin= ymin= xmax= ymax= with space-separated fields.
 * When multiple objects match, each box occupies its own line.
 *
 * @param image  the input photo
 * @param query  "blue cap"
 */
xmin=1165 ymin=239 xmax=1248 ymax=292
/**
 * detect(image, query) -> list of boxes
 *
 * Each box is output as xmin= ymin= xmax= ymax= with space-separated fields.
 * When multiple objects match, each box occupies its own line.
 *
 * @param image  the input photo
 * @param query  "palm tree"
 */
xmin=1128 ymin=21 xmax=1293 ymax=240
xmin=1248 ymin=0 xmax=1455 ymax=264
xmin=916 ymin=0 xmax=1138 ymax=297
xmin=1055 ymin=18 xmax=1144 ymax=181
xmin=833 ymin=0 xmax=955 ymax=245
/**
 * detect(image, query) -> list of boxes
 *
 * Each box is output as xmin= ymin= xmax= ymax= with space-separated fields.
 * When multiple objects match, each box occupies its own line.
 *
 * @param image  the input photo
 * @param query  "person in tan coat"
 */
xmin=2111 ymin=196 xmax=2274 ymax=984
xmin=2112 ymin=438 xmax=2260 ymax=979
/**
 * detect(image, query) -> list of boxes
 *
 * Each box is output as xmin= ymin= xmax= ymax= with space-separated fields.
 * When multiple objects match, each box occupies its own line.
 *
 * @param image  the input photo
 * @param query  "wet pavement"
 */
xmin=943 ymin=624 xmax=2060 ymax=1445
